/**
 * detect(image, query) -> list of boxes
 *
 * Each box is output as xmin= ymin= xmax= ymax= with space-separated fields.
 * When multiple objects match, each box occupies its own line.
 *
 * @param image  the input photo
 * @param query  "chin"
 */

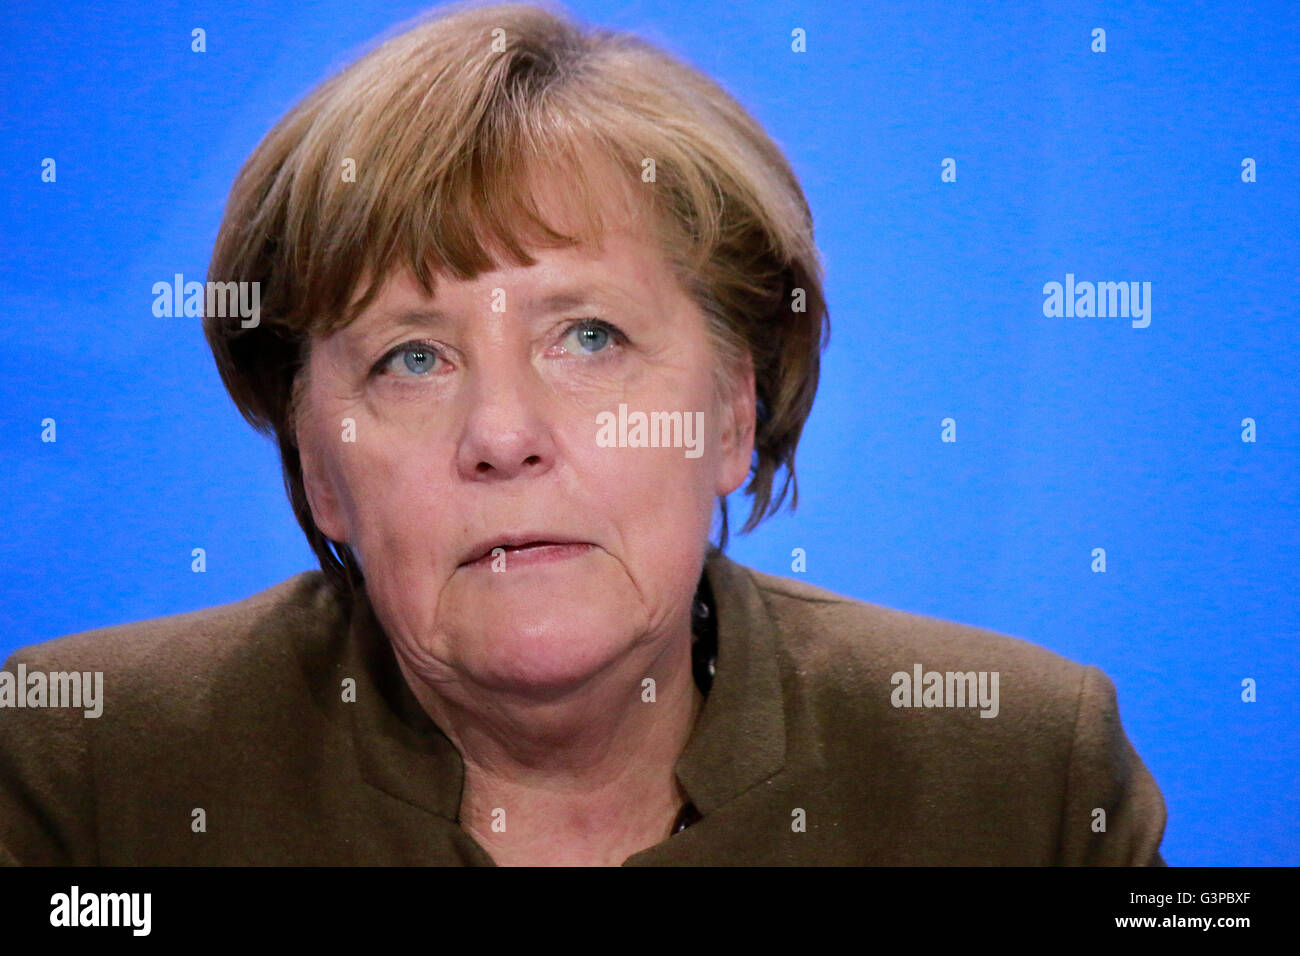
xmin=444 ymin=588 xmax=644 ymax=696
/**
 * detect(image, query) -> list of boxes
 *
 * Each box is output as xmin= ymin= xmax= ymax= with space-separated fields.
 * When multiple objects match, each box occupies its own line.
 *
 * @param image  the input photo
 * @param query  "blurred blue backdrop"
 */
xmin=2 ymin=0 xmax=1297 ymax=865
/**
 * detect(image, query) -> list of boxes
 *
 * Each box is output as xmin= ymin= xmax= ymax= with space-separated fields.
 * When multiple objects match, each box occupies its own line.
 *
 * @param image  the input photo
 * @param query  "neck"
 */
xmin=393 ymin=616 xmax=703 ymax=865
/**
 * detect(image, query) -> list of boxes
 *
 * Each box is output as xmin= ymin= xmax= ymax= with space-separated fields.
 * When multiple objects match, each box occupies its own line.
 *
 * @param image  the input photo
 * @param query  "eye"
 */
xmin=558 ymin=319 xmax=626 ymax=355
xmin=372 ymin=340 xmax=445 ymax=378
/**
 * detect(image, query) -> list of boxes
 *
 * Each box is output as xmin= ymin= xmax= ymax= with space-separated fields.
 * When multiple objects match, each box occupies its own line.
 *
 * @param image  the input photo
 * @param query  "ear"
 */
xmin=715 ymin=351 xmax=756 ymax=497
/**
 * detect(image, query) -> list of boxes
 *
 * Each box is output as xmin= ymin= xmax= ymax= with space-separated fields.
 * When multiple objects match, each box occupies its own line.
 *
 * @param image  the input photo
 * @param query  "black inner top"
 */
xmin=672 ymin=570 xmax=717 ymax=835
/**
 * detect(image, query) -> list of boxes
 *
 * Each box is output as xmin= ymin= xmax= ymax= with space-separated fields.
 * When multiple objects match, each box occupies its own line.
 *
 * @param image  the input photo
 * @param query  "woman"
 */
xmin=0 ymin=1 xmax=1166 ymax=866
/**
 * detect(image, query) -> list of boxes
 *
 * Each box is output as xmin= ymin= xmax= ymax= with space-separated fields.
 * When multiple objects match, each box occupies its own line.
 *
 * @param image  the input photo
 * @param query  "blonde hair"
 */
xmin=205 ymin=0 xmax=829 ymax=596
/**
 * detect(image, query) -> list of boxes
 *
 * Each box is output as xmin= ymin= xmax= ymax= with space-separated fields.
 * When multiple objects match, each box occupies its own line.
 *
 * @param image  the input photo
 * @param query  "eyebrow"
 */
xmin=354 ymin=285 xmax=632 ymax=339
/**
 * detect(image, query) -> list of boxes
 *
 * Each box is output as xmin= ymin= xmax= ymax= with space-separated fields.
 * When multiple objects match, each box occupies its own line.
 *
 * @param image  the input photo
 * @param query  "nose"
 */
xmin=454 ymin=349 xmax=557 ymax=482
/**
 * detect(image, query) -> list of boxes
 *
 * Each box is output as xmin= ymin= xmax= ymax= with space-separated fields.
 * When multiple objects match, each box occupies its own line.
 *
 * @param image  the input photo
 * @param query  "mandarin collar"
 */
xmin=343 ymin=547 xmax=788 ymax=821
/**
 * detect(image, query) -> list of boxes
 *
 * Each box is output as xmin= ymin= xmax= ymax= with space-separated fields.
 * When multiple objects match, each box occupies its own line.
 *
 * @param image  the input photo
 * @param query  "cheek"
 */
xmin=331 ymin=432 xmax=458 ymax=564
xmin=576 ymin=401 xmax=720 ymax=546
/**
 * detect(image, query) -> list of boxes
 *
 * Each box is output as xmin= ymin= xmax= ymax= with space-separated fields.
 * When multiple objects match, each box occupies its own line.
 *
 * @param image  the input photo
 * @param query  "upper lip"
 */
xmin=459 ymin=533 xmax=593 ymax=566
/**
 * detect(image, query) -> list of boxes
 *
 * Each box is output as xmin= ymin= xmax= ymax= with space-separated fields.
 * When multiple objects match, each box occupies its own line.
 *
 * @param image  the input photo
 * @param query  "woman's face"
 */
xmin=295 ymin=191 xmax=754 ymax=696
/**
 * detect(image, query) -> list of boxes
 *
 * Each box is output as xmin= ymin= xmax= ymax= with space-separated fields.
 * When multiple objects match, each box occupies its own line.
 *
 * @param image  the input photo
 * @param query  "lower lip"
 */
xmin=463 ymin=542 xmax=595 ymax=570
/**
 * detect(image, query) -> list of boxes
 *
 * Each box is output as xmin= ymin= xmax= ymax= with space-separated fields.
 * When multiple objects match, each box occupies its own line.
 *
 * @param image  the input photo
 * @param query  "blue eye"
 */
xmin=401 ymin=346 xmax=437 ymax=374
xmin=375 ymin=342 xmax=442 ymax=378
xmin=562 ymin=320 xmax=623 ymax=354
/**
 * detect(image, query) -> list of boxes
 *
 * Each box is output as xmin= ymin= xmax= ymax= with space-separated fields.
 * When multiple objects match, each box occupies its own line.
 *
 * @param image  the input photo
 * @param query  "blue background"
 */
xmin=2 ymin=0 xmax=1296 ymax=865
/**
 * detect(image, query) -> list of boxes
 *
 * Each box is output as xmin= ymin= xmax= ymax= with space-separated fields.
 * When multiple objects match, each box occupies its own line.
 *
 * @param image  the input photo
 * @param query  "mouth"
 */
xmin=459 ymin=535 xmax=596 ymax=569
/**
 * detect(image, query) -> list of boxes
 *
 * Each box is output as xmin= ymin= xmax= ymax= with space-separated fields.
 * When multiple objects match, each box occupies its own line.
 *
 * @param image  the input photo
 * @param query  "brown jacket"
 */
xmin=0 ymin=550 xmax=1167 ymax=865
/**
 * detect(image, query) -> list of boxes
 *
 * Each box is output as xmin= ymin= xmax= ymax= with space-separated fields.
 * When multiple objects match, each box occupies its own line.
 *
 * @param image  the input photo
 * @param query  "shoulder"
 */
xmin=4 ymin=571 xmax=345 ymax=689
xmin=0 ymin=571 xmax=349 ymax=759
xmin=714 ymin=555 xmax=1094 ymax=773
xmin=725 ymin=559 xmax=1166 ymax=864
xmin=0 ymin=572 xmax=350 ymax=865
xmin=741 ymin=562 xmax=1089 ymax=705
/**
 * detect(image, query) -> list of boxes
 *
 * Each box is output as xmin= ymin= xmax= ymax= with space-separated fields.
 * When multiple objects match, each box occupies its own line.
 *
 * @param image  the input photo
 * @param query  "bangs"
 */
xmin=245 ymin=32 xmax=714 ymax=341
xmin=311 ymin=125 xmax=666 ymax=336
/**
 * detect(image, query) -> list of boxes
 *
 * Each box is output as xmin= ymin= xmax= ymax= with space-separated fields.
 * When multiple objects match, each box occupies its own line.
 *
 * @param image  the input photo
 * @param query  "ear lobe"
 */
xmin=716 ymin=354 xmax=757 ymax=496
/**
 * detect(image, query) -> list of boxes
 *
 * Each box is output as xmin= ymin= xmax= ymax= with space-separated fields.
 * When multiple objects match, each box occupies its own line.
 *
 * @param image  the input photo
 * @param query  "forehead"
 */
xmin=363 ymin=227 xmax=667 ymax=310
xmin=304 ymin=136 xmax=707 ymax=358
xmin=338 ymin=163 xmax=687 ymax=335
